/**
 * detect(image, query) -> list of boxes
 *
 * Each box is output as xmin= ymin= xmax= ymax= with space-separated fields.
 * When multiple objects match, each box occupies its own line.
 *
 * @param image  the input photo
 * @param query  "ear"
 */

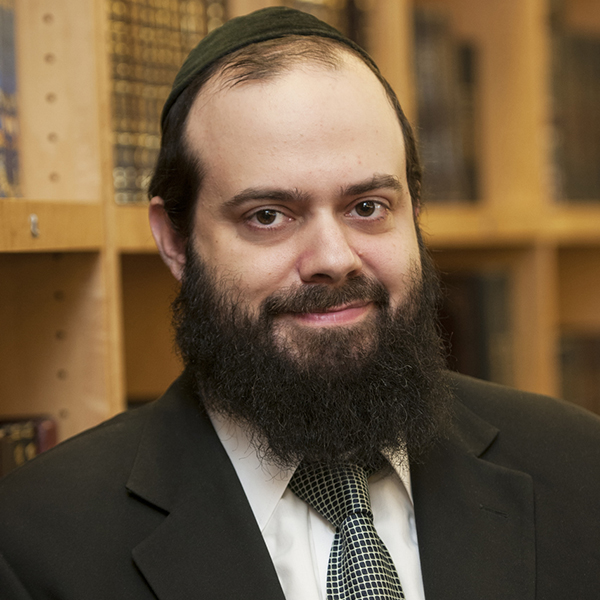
xmin=149 ymin=197 xmax=186 ymax=281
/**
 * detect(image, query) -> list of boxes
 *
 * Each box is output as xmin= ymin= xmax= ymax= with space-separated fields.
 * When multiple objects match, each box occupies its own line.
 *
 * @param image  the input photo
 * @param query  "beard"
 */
xmin=173 ymin=234 xmax=453 ymax=470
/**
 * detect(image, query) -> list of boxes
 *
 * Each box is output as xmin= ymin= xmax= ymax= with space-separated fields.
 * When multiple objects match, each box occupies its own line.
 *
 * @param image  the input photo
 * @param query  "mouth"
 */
xmin=286 ymin=301 xmax=373 ymax=327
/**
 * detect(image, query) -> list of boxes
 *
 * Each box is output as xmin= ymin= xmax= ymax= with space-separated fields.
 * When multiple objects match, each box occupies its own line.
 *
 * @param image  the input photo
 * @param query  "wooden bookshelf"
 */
xmin=1 ymin=0 xmax=599 ymax=445
xmin=0 ymin=200 xmax=103 ymax=252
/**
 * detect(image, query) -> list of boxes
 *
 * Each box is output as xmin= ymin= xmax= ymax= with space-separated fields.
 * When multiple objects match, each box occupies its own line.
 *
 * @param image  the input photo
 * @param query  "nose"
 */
xmin=297 ymin=215 xmax=363 ymax=284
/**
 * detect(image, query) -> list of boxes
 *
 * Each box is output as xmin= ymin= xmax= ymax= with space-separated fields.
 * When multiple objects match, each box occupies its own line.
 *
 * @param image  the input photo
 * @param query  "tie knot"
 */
xmin=289 ymin=463 xmax=372 ymax=528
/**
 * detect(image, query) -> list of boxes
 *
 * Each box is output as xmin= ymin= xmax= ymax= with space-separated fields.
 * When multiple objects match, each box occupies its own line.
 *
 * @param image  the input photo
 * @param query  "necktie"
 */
xmin=289 ymin=462 xmax=405 ymax=600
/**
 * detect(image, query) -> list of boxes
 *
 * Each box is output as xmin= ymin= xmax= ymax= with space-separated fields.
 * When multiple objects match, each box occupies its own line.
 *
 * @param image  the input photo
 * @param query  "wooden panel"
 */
xmin=558 ymin=247 xmax=600 ymax=333
xmin=547 ymin=206 xmax=600 ymax=244
xmin=228 ymin=0 xmax=277 ymax=17
xmin=121 ymin=254 xmax=182 ymax=401
xmin=565 ymin=0 xmax=600 ymax=33
xmin=367 ymin=0 xmax=416 ymax=122
xmin=15 ymin=0 xmax=102 ymax=200
xmin=421 ymin=204 xmax=536 ymax=248
xmin=511 ymin=244 xmax=559 ymax=397
xmin=0 ymin=199 xmax=103 ymax=252
xmin=0 ymin=253 xmax=110 ymax=441
xmin=115 ymin=204 xmax=156 ymax=252
xmin=93 ymin=0 xmax=127 ymax=418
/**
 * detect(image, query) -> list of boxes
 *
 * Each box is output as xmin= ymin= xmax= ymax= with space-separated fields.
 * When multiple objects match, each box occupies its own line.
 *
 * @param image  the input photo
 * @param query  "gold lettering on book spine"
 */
xmin=109 ymin=0 xmax=226 ymax=204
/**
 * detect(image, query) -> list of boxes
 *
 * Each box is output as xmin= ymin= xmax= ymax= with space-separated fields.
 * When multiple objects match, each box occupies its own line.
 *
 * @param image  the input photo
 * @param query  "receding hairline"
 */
xmin=182 ymin=37 xmax=399 ymax=149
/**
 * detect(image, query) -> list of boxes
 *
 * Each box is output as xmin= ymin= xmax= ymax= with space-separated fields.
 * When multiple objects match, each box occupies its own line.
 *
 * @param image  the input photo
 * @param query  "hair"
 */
xmin=148 ymin=35 xmax=422 ymax=240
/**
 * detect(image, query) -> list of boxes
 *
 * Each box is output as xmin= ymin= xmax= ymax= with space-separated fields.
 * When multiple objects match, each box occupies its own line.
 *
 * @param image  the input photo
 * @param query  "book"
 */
xmin=560 ymin=335 xmax=600 ymax=415
xmin=281 ymin=0 xmax=367 ymax=45
xmin=0 ymin=417 xmax=57 ymax=478
xmin=0 ymin=0 xmax=20 ymax=197
xmin=438 ymin=271 xmax=513 ymax=386
xmin=413 ymin=6 xmax=479 ymax=203
xmin=109 ymin=0 xmax=227 ymax=204
xmin=550 ymin=1 xmax=600 ymax=201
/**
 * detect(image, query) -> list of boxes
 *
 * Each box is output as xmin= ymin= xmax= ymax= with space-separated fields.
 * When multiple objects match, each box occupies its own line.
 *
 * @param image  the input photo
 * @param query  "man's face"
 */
xmin=157 ymin=53 xmax=451 ymax=468
xmin=184 ymin=56 xmax=421 ymax=350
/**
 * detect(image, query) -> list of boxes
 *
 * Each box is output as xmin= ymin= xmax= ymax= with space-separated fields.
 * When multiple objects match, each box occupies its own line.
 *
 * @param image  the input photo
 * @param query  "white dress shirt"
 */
xmin=210 ymin=411 xmax=426 ymax=600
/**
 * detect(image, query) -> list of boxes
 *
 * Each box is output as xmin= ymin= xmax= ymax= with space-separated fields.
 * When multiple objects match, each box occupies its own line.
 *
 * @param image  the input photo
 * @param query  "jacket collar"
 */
xmin=411 ymin=397 xmax=535 ymax=600
xmin=126 ymin=373 xmax=286 ymax=600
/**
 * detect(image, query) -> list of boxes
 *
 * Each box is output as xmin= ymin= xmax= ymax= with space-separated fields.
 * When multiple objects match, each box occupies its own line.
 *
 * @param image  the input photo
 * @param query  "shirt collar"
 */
xmin=209 ymin=410 xmax=413 ymax=531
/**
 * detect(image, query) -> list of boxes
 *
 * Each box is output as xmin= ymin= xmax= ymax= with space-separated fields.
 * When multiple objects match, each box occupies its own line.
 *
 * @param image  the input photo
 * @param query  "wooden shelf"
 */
xmin=422 ymin=204 xmax=537 ymax=248
xmin=114 ymin=204 xmax=156 ymax=253
xmin=423 ymin=201 xmax=600 ymax=248
xmin=0 ymin=199 xmax=103 ymax=252
xmin=547 ymin=205 xmax=600 ymax=245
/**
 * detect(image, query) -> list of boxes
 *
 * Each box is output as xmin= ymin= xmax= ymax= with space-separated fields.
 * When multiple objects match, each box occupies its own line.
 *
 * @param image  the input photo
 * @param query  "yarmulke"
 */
xmin=161 ymin=6 xmax=376 ymax=129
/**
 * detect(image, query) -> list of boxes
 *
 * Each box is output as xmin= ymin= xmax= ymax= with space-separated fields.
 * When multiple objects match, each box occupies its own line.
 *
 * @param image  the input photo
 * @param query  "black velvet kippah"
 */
xmin=161 ymin=6 xmax=376 ymax=129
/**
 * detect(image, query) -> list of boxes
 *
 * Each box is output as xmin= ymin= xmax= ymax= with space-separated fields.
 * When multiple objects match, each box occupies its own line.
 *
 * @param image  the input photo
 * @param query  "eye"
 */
xmin=349 ymin=200 xmax=388 ymax=220
xmin=354 ymin=200 xmax=377 ymax=217
xmin=245 ymin=208 xmax=292 ymax=231
xmin=255 ymin=209 xmax=279 ymax=225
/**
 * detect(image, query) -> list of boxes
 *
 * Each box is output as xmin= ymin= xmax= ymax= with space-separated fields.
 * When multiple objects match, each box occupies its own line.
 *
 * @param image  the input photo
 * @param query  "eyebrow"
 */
xmin=222 ymin=173 xmax=403 ymax=210
xmin=340 ymin=174 xmax=403 ymax=197
xmin=222 ymin=187 xmax=310 ymax=210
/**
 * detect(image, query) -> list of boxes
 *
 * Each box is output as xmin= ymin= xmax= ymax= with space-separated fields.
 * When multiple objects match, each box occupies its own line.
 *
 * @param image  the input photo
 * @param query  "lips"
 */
xmin=320 ymin=301 xmax=369 ymax=313
xmin=289 ymin=301 xmax=372 ymax=326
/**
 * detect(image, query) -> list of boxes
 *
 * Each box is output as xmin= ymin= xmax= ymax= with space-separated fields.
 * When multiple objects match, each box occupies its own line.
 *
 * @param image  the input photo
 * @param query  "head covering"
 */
xmin=161 ymin=6 xmax=376 ymax=130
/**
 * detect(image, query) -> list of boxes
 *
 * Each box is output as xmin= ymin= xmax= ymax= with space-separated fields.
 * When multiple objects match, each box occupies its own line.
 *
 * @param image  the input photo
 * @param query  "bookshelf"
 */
xmin=1 ymin=0 xmax=599 ymax=445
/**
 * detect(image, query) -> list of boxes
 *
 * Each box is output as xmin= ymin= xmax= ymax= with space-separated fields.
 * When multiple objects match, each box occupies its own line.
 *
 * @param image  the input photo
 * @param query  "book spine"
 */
xmin=0 ymin=417 xmax=58 ymax=478
xmin=0 ymin=0 xmax=20 ymax=198
xmin=0 ymin=421 xmax=36 ymax=478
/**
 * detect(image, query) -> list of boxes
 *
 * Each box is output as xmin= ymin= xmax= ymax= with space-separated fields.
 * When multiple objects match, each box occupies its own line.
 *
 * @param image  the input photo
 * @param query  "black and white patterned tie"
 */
xmin=289 ymin=462 xmax=405 ymax=600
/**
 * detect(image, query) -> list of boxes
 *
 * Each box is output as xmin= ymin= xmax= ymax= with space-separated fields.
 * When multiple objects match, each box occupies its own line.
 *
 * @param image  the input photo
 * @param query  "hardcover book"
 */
xmin=0 ymin=0 xmax=20 ymax=198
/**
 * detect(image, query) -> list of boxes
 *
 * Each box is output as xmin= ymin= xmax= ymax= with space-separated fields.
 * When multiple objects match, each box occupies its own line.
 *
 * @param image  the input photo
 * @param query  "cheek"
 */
xmin=360 ymin=235 xmax=421 ymax=297
xmin=363 ymin=234 xmax=418 ymax=276
xmin=199 ymin=234 xmax=300 ymax=302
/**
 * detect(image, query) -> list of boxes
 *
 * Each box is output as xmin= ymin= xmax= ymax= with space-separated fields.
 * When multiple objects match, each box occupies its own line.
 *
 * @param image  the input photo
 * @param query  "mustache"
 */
xmin=262 ymin=275 xmax=390 ymax=316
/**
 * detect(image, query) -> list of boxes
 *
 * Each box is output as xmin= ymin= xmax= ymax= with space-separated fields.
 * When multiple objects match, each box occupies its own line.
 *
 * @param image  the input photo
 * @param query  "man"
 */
xmin=1 ymin=7 xmax=599 ymax=600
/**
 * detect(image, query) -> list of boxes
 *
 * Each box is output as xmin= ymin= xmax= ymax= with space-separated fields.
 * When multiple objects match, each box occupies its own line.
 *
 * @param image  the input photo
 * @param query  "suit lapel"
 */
xmin=125 ymin=375 xmax=286 ymax=600
xmin=412 ymin=400 xmax=535 ymax=600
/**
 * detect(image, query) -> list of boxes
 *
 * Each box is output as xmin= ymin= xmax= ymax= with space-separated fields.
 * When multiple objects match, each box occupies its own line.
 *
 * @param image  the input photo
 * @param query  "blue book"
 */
xmin=0 ymin=0 xmax=20 ymax=197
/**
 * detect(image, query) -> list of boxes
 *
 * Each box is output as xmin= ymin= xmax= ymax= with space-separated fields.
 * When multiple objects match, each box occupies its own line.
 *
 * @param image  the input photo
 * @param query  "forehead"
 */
xmin=184 ymin=55 xmax=406 ymax=194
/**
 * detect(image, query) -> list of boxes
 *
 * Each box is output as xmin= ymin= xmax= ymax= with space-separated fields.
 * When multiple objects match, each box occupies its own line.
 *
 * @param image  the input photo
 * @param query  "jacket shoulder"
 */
xmin=447 ymin=371 xmax=600 ymax=466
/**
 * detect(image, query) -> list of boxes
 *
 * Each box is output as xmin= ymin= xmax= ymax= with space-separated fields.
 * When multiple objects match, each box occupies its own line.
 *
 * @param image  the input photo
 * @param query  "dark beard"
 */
xmin=173 ymin=236 xmax=452 ymax=470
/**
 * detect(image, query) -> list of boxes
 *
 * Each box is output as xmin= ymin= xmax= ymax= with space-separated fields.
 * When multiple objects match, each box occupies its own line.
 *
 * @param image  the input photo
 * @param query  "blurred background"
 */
xmin=1 ymin=0 xmax=599 ymax=475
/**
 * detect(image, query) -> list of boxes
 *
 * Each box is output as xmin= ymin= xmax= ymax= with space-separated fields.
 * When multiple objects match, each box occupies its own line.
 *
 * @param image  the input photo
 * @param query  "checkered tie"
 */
xmin=289 ymin=462 xmax=405 ymax=600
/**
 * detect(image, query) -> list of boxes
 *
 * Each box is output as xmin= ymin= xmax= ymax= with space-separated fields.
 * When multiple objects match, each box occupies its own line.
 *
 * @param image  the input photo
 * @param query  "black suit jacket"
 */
xmin=0 ymin=371 xmax=599 ymax=599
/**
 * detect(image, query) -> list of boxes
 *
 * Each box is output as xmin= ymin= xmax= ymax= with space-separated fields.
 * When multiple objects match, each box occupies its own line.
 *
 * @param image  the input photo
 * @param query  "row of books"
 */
xmin=413 ymin=6 xmax=479 ymax=203
xmin=110 ymin=0 xmax=227 ymax=204
xmin=0 ymin=0 xmax=19 ymax=198
xmin=550 ymin=1 xmax=600 ymax=201
xmin=0 ymin=417 xmax=57 ymax=479
xmin=438 ymin=271 xmax=513 ymax=387
xmin=414 ymin=1 xmax=600 ymax=203
xmin=0 ymin=1 xmax=597 ymax=204
xmin=560 ymin=336 xmax=600 ymax=416
xmin=439 ymin=269 xmax=600 ymax=416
